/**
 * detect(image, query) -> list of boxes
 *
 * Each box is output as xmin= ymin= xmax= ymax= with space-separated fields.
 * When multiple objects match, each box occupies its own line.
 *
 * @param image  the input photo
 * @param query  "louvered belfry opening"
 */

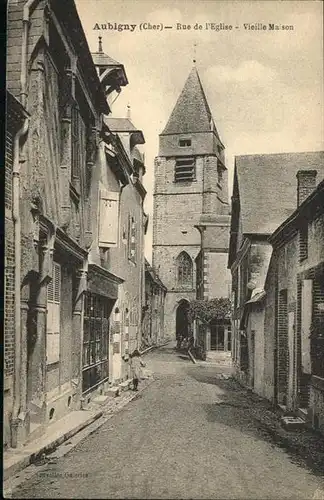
xmin=174 ymin=157 xmax=195 ymax=182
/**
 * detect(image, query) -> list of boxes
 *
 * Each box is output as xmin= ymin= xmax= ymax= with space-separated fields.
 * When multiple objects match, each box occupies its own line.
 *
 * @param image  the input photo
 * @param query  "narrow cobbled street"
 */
xmin=9 ymin=344 xmax=324 ymax=499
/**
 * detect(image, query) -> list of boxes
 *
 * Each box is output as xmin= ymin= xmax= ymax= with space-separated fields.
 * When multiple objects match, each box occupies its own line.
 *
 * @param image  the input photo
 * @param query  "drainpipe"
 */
xmin=21 ymin=0 xmax=39 ymax=108
xmin=11 ymin=118 xmax=29 ymax=440
xmin=11 ymin=0 xmax=37 ymax=445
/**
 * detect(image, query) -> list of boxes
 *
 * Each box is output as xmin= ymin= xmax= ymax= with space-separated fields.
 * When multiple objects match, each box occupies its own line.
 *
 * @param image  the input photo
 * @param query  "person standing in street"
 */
xmin=129 ymin=349 xmax=145 ymax=391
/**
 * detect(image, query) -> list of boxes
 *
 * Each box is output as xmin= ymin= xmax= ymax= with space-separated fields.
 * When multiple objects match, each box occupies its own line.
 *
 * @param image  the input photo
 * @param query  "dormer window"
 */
xmin=179 ymin=138 xmax=192 ymax=147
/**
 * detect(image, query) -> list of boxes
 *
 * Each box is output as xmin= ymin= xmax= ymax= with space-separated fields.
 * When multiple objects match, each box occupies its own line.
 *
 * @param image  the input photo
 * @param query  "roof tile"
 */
xmin=161 ymin=66 xmax=220 ymax=139
xmin=235 ymin=151 xmax=324 ymax=234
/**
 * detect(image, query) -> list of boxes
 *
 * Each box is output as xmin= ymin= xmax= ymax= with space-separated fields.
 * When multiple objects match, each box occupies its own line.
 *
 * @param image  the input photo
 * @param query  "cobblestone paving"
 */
xmin=8 ymin=344 xmax=324 ymax=499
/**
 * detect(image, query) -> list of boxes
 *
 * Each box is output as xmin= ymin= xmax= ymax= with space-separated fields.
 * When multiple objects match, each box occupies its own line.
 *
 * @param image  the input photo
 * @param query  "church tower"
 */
xmin=152 ymin=66 xmax=231 ymax=341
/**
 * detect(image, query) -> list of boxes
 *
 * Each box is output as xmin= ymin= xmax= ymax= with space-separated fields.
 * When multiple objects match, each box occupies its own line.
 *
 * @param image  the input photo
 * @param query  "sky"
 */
xmin=76 ymin=0 xmax=324 ymax=263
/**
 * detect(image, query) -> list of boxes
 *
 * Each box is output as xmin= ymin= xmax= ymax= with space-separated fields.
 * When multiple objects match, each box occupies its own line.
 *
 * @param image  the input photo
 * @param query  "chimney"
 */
xmin=296 ymin=170 xmax=317 ymax=207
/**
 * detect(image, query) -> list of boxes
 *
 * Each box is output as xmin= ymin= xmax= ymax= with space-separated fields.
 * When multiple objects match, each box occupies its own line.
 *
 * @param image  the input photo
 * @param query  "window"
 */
xmin=71 ymin=106 xmax=86 ymax=189
xmin=128 ymin=215 xmax=137 ymax=263
xmin=277 ymin=289 xmax=288 ymax=405
xmin=176 ymin=251 xmax=193 ymax=288
xmin=175 ymin=157 xmax=195 ymax=182
xmin=99 ymin=190 xmax=119 ymax=248
xmin=71 ymin=107 xmax=80 ymax=183
xmin=227 ymin=325 xmax=232 ymax=351
xmin=299 ymin=219 xmax=308 ymax=262
xmin=210 ymin=324 xmax=225 ymax=351
xmin=311 ymin=275 xmax=324 ymax=378
xmin=179 ymin=138 xmax=192 ymax=147
xmin=46 ymin=262 xmax=61 ymax=365
xmin=217 ymin=160 xmax=223 ymax=186
xmin=82 ymin=292 xmax=112 ymax=393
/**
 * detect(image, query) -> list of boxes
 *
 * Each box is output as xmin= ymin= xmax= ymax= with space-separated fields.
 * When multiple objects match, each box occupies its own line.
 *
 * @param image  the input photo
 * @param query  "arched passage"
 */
xmin=176 ymin=299 xmax=190 ymax=339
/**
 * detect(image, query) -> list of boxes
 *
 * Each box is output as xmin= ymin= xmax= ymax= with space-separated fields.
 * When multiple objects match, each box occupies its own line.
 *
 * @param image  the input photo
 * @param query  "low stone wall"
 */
xmin=309 ymin=375 xmax=324 ymax=434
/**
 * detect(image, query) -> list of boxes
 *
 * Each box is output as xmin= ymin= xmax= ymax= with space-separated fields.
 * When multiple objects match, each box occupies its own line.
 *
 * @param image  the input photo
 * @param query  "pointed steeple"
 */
xmin=161 ymin=67 xmax=219 ymax=138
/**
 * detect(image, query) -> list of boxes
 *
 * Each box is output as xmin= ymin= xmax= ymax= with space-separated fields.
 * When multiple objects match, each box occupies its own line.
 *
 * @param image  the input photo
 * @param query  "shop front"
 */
xmin=82 ymin=264 xmax=123 ymax=397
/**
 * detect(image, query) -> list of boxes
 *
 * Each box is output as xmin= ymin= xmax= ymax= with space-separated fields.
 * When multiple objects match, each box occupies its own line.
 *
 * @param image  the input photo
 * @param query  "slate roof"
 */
xmin=235 ymin=151 xmax=324 ymax=235
xmin=92 ymin=51 xmax=122 ymax=67
xmin=161 ymin=66 xmax=221 ymax=139
xmin=132 ymin=146 xmax=144 ymax=164
xmin=145 ymin=259 xmax=167 ymax=290
xmin=105 ymin=117 xmax=139 ymax=133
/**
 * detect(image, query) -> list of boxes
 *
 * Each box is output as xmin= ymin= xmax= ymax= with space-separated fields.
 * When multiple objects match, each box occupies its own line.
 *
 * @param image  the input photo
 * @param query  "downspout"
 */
xmin=12 ymin=0 xmax=37 ymax=441
xmin=139 ymin=196 xmax=145 ymax=350
xmin=21 ymin=0 xmax=39 ymax=108
xmin=11 ymin=118 xmax=29 ymax=433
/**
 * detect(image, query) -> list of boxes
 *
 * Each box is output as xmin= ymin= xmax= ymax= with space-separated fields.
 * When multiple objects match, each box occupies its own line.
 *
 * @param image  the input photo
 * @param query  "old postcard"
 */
xmin=4 ymin=0 xmax=324 ymax=498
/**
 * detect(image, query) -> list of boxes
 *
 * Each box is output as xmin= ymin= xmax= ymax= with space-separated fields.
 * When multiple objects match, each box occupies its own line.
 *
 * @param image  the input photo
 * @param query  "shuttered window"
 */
xmin=46 ymin=262 xmax=61 ymax=365
xmin=299 ymin=220 xmax=308 ymax=262
xmin=175 ymin=157 xmax=195 ymax=182
xmin=99 ymin=189 xmax=119 ymax=248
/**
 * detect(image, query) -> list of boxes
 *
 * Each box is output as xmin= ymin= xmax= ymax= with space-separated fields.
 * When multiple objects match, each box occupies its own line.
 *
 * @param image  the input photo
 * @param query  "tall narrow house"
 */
xmin=152 ymin=66 xmax=231 ymax=347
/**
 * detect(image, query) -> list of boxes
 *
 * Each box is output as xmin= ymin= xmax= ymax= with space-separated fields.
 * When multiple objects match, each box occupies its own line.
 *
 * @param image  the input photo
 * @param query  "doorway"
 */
xmin=210 ymin=323 xmax=225 ymax=351
xmin=176 ymin=300 xmax=189 ymax=339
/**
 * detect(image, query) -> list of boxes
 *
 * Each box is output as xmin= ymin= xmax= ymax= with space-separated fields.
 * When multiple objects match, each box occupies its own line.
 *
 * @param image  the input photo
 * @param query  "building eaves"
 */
xmin=6 ymin=90 xmax=30 ymax=119
xmin=51 ymin=0 xmax=109 ymax=114
xmin=145 ymin=260 xmax=167 ymax=290
xmin=104 ymin=117 xmax=145 ymax=146
xmin=269 ymin=179 xmax=324 ymax=247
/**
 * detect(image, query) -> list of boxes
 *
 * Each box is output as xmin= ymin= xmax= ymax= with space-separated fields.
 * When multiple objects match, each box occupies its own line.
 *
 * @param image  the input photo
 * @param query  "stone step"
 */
xmin=105 ymin=387 xmax=120 ymax=398
xmin=92 ymin=395 xmax=111 ymax=406
xmin=26 ymin=422 xmax=44 ymax=443
xmin=280 ymin=415 xmax=306 ymax=430
xmin=119 ymin=380 xmax=132 ymax=392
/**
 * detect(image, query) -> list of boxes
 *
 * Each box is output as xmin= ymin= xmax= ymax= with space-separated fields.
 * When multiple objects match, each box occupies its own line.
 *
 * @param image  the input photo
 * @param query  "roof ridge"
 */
xmin=236 ymin=150 xmax=324 ymax=160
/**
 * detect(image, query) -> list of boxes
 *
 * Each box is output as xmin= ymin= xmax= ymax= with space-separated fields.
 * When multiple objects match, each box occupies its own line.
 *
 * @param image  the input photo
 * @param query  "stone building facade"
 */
xmin=268 ymin=172 xmax=324 ymax=432
xmin=142 ymin=259 xmax=167 ymax=348
xmin=152 ymin=66 xmax=231 ymax=347
xmin=99 ymin=117 xmax=147 ymax=385
xmin=4 ymin=91 xmax=29 ymax=449
xmin=5 ymin=0 xmax=146 ymax=448
xmin=228 ymin=152 xmax=324 ymax=430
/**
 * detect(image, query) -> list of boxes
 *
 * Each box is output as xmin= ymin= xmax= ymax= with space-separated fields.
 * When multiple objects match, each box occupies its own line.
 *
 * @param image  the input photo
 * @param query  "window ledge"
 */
xmin=173 ymin=179 xmax=197 ymax=184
